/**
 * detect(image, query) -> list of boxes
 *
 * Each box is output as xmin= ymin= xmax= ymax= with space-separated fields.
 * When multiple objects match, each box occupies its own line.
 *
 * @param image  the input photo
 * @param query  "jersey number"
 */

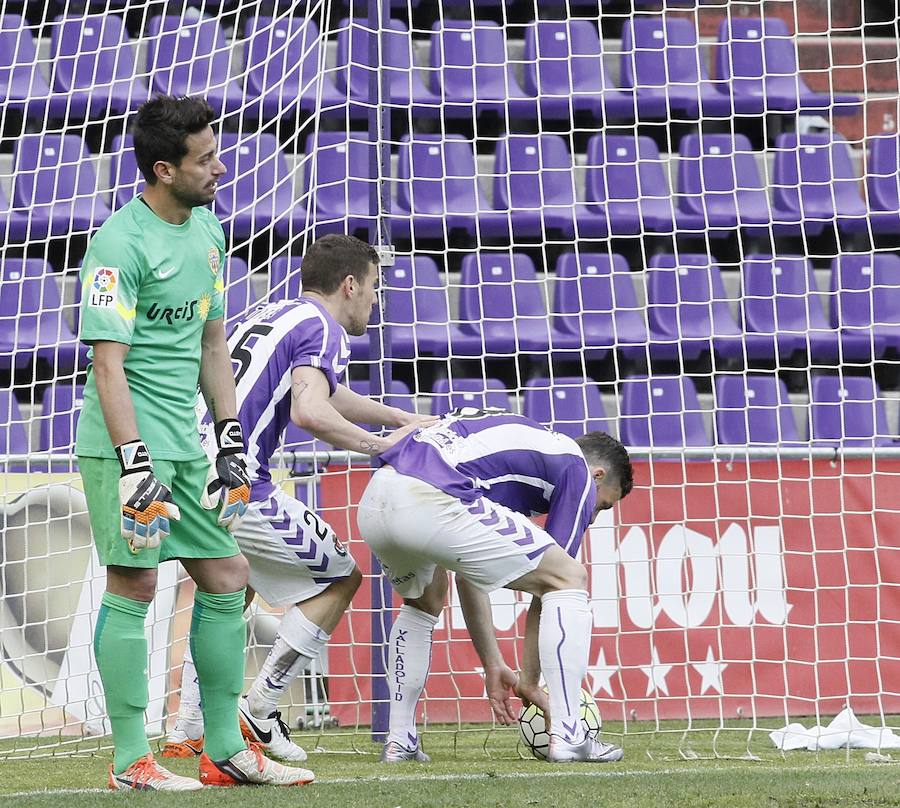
xmin=232 ymin=324 xmax=274 ymax=385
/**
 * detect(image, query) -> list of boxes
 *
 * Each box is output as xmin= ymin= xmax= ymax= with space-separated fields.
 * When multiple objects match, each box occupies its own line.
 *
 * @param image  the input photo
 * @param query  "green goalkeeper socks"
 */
xmin=94 ymin=592 xmax=151 ymax=774
xmin=190 ymin=589 xmax=247 ymax=761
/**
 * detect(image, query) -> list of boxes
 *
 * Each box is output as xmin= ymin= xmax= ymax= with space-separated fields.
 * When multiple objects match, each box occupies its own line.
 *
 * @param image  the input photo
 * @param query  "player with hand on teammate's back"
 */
xmin=75 ymin=94 xmax=314 ymax=790
xmin=357 ymin=408 xmax=633 ymax=763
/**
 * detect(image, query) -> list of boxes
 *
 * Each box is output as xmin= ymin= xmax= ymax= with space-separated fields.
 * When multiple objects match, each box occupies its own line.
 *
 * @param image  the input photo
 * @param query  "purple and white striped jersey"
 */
xmin=216 ymin=297 xmax=350 ymax=500
xmin=378 ymin=409 xmax=597 ymax=557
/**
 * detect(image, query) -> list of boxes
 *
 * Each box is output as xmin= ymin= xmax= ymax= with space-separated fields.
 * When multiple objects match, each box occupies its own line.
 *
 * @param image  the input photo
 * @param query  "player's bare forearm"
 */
xmin=330 ymin=383 xmax=406 ymax=427
xmin=91 ymin=340 xmax=140 ymax=446
xmin=199 ymin=317 xmax=238 ymax=421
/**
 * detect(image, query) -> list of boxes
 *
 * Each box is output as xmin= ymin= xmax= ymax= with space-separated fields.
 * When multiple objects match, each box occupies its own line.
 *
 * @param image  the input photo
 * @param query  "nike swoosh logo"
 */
xmin=158 ymin=266 xmax=177 ymax=279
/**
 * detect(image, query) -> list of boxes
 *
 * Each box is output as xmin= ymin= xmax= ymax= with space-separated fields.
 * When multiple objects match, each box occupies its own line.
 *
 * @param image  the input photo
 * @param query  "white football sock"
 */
xmin=387 ymin=605 xmax=439 ymax=748
xmin=246 ymin=605 xmax=330 ymax=718
xmin=176 ymin=646 xmax=203 ymax=728
xmin=539 ymin=589 xmax=591 ymax=745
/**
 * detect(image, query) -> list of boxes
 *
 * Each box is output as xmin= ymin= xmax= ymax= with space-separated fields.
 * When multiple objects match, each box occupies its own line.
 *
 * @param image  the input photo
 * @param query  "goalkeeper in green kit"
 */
xmin=75 ymin=95 xmax=314 ymax=790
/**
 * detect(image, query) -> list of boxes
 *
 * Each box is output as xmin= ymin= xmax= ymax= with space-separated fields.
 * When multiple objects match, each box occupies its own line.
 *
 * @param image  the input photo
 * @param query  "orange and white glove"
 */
xmin=116 ymin=439 xmax=181 ymax=552
xmin=200 ymin=418 xmax=250 ymax=532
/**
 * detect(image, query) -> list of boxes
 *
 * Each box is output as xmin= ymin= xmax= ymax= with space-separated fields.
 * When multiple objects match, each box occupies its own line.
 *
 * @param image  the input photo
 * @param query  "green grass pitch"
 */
xmin=0 ymin=721 xmax=897 ymax=807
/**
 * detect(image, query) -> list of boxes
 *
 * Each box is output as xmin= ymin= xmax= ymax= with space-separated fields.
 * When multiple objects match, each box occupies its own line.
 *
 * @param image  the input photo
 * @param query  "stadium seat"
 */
xmin=552 ymin=252 xmax=644 ymax=361
xmin=772 ymin=133 xmax=869 ymax=236
xmin=457 ymin=253 xmax=554 ymax=355
xmin=268 ymin=256 xmax=303 ymax=300
xmin=109 ymin=134 xmax=141 ymax=210
xmin=676 ymin=134 xmax=771 ymax=232
xmin=12 ymin=134 xmax=112 ymax=238
xmin=244 ymin=16 xmax=345 ymax=120
xmin=620 ymin=17 xmax=733 ymax=119
xmin=49 ymin=14 xmax=148 ymax=119
xmin=492 ymin=134 xmax=607 ymax=238
xmin=522 ymin=19 xmax=667 ymax=120
xmin=523 ymin=377 xmax=611 ymax=440
xmin=215 ymin=132 xmax=302 ymax=241
xmin=336 ymin=18 xmax=440 ymax=114
xmin=810 ymin=375 xmax=893 ymax=447
xmin=146 ymin=15 xmax=243 ymax=116
xmin=381 ymin=256 xmax=482 ymax=358
xmin=393 ymin=135 xmax=509 ymax=239
xmin=0 ymin=390 xmax=29 ymax=470
xmin=646 ymin=254 xmax=745 ymax=363
xmin=302 ymin=132 xmax=375 ymax=236
xmin=0 ymin=14 xmax=53 ymax=117
xmin=715 ymin=17 xmax=861 ymax=116
xmin=741 ymin=255 xmax=846 ymax=363
xmin=830 ymin=253 xmax=900 ymax=358
xmin=714 ymin=374 xmax=803 ymax=445
xmin=429 ymin=19 xmax=536 ymax=119
xmin=429 ymin=377 xmax=511 ymax=417
xmin=619 ymin=376 xmax=710 ymax=448
xmin=866 ymin=134 xmax=900 ymax=234
xmin=585 ymin=135 xmax=705 ymax=236
xmin=223 ymin=257 xmax=260 ymax=333
xmin=38 ymin=383 xmax=85 ymax=454
xmin=0 ymin=185 xmax=28 ymax=243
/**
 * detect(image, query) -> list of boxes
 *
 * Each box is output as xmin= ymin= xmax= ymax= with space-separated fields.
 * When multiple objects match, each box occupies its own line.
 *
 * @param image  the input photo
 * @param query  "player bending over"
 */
xmin=163 ymin=234 xmax=434 ymax=762
xmin=357 ymin=408 xmax=633 ymax=763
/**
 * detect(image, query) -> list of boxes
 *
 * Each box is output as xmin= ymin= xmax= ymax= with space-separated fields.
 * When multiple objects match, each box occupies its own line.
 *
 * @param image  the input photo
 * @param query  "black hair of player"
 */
xmin=575 ymin=432 xmax=634 ymax=496
xmin=300 ymin=234 xmax=380 ymax=295
xmin=132 ymin=95 xmax=217 ymax=184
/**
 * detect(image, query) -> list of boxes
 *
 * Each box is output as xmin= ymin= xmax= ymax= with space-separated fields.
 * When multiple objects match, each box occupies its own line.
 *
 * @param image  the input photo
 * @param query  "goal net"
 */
xmin=1 ymin=0 xmax=898 ymax=760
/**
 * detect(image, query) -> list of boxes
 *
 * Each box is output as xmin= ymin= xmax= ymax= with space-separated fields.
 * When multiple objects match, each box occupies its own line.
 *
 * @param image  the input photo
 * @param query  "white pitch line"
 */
xmin=2 ymin=762 xmax=891 ymax=799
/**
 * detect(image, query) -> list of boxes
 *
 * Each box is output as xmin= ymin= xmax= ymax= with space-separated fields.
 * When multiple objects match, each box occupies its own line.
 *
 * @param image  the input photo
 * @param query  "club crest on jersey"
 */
xmin=207 ymin=248 xmax=220 ymax=277
xmin=88 ymin=267 xmax=118 ymax=308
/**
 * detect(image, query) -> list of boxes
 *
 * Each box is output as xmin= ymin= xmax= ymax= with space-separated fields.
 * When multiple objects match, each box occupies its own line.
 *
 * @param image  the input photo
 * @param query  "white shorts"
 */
xmin=235 ymin=486 xmax=356 ymax=607
xmin=357 ymin=466 xmax=556 ymax=599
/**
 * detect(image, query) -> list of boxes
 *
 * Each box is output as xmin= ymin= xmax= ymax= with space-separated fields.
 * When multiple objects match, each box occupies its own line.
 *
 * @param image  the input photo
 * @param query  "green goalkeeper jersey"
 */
xmin=75 ymin=197 xmax=226 ymax=461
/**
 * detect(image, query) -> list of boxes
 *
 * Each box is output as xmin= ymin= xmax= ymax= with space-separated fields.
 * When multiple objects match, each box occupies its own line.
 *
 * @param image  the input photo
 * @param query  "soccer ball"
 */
xmin=518 ymin=688 xmax=602 ymax=761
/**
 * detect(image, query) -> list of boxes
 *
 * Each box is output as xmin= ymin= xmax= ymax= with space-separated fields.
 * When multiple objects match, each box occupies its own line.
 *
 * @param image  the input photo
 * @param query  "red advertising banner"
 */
xmin=322 ymin=460 xmax=900 ymax=725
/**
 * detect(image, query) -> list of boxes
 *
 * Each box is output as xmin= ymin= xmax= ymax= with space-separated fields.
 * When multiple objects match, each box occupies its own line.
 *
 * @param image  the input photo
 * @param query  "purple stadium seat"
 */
xmin=493 ymin=134 xmax=607 ymax=238
xmin=457 ymin=253 xmax=553 ymax=355
xmin=552 ymin=252 xmax=644 ymax=361
xmin=109 ymin=134 xmax=141 ymax=210
xmin=741 ymin=254 xmax=846 ymax=362
xmin=830 ymin=253 xmax=900 ymax=358
xmin=619 ymin=376 xmax=710 ymax=448
xmin=244 ymin=16 xmax=345 ymax=120
xmin=429 ymin=19 xmax=536 ymax=119
xmin=0 ymin=14 xmax=53 ymax=117
xmin=430 ymin=377 xmax=511 ymax=417
xmin=523 ymin=377 xmax=611 ymax=440
xmin=146 ymin=15 xmax=243 ymax=116
xmin=715 ymin=374 xmax=802 ymax=445
xmin=585 ymin=135 xmax=703 ymax=236
xmin=866 ymin=134 xmax=900 ymax=234
xmin=620 ymin=17 xmax=733 ymax=119
xmin=522 ymin=20 xmax=667 ymax=120
xmin=214 ymin=132 xmax=303 ymax=241
xmin=381 ymin=256 xmax=482 ymax=359
xmin=268 ymin=256 xmax=303 ymax=300
xmin=39 ymin=383 xmax=85 ymax=454
xmin=303 ymin=132 xmax=375 ymax=236
xmin=0 ymin=184 xmax=28 ymax=243
xmin=223 ymin=257 xmax=260 ymax=332
xmin=772 ymin=133 xmax=869 ymax=236
xmin=12 ymin=134 xmax=111 ymax=238
xmin=0 ymin=390 xmax=28 ymax=468
xmin=715 ymin=17 xmax=861 ymax=116
xmin=646 ymin=254 xmax=744 ymax=363
xmin=49 ymin=14 xmax=148 ymax=119
xmin=810 ymin=375 xmax=893 ymax=447
xmin=394 ymin=135 xmax=509 ymax=239
xmin=677 ymin=134 xmax=771 ymax=232
xmin=336 ymin=18 xmax=440 ymax=114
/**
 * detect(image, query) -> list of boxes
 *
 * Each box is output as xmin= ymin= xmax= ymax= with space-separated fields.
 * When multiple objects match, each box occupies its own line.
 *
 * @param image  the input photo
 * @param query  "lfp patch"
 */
xmin=208 ymin=248 xmax=220 ymax=277
xmin=88 ymin=267 xmax=118 ymax=308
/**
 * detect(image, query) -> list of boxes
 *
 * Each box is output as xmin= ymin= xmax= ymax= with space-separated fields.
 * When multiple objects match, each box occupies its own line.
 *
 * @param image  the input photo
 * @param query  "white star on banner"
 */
xmin=640 ymin=647 xmax=672 ymax=697
xmin=586 ymin=647 xmax=618 ymax=697
xmin=692 ymin=646 xmax=728 ymax=695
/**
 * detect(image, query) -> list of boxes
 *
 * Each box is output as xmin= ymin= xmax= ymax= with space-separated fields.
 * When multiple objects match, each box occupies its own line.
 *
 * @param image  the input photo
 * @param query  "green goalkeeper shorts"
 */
xmin=79 ymin=455 xmax=240 ymax=568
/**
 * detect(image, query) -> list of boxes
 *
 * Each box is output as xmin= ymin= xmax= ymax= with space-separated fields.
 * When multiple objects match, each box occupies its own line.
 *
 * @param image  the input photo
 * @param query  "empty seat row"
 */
xmin=3 ymin=129 xmax=897 ymax=242
xmin=0 ymin=14 xmax=859 ymax=123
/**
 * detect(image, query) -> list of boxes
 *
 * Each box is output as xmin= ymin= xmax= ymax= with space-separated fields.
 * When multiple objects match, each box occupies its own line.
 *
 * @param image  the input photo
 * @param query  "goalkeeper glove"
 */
xmin=201 ymin=418 xmax=250 ymax=532
xmin=116 ymin=439 xmax=181 ymax=552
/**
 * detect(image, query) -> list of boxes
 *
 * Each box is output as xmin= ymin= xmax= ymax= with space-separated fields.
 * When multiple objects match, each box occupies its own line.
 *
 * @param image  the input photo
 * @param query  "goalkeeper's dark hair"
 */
xmin=132 ymin=95 xmax=217 ymax=184
xmin=575 ymin=432 xmax=634 ymax=496
xmin=300 ymin=234 xmax=380 ymax=294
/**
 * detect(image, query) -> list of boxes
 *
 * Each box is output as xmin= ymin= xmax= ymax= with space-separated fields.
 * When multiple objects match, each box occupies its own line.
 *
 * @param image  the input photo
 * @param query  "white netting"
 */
xmin=0 ymin=0 xmax=898 ymax=759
